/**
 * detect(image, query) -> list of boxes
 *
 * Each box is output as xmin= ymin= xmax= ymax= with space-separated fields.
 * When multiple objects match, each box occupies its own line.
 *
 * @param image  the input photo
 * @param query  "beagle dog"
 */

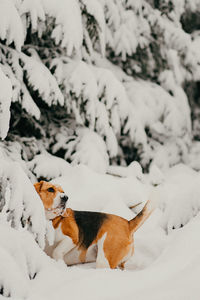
xmin=34 ymin=181 xmax=156 ymax=269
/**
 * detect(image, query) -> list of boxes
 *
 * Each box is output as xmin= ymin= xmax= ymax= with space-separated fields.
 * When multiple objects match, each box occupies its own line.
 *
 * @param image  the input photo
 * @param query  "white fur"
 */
xmin=45 ymin=210 xmax=53 ymax=220
xmin=64 ymin=244 xmax=97 ymax=265
xmin=96 ymin=233 xmax=110 ymax=268
xmin=52 ymin=236 xmax=76 ymax=261
xmin=55 ymin=224 xmax=65 ymax=243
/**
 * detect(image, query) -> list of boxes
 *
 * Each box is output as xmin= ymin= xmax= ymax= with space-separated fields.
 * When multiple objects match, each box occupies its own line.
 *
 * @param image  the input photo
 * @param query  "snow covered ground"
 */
xmin=0 ymin=161 xmax=200 ymax=299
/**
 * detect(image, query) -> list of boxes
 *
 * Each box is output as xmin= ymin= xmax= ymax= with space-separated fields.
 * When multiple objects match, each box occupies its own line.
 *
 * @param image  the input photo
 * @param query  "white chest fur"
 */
xmin=54 ymin=224 xmax=66 ymax=243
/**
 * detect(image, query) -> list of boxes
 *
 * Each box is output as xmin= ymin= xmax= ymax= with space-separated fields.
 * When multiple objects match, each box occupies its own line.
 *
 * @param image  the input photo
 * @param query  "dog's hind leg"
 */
xmin=52 ymin=236 xmax=75 ymax=261
xmin=118 ymin=262 xmax=125 ymax=270
xmin=96 ymin=233 xmax=110 ymax=269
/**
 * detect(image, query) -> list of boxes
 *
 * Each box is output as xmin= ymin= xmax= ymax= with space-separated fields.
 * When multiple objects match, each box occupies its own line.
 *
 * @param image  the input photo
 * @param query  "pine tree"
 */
xmin=0 ymin=0 xmax=199 ymax=173
xmin=0 ymin=0 xmax=200 ymax=243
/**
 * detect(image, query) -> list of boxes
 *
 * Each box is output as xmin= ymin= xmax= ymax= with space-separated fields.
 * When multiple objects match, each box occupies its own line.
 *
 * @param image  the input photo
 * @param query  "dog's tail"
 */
xmin=129 ymin=189 xmax=158 ymax=233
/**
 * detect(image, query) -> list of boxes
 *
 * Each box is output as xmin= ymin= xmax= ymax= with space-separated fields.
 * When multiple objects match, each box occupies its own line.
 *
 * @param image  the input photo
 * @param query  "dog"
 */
xmin=34 ymin=181 xmax=156 ymax=269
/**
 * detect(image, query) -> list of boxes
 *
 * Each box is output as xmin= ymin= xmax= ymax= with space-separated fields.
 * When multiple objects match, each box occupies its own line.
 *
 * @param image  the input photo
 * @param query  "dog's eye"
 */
xmin=47 ymin=187 xmax=55 ymax=193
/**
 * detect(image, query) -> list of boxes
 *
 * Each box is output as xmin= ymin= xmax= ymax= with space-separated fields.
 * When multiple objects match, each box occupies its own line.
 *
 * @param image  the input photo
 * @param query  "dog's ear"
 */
xmin=34 ymin=181 xmax=44 ymax=194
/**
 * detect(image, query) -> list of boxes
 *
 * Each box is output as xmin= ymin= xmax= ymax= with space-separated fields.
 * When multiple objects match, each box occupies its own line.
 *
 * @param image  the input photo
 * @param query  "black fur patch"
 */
xmin=73 ymin=210 xmax=108 ymax=249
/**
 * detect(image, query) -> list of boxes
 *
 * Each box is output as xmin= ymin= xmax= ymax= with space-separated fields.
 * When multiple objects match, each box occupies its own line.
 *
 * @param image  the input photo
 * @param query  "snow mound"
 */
xmin=0 ymin=224 xmax=69 ymax=299
xmin=0 ymin=0 xmax=24 ymax=50
xmin=42 ymin=215 xmax=200 ymax=300
xmin=52 ymin=163 xmax=150 ymax=218
xmin=1 ymin=159 xmax=200 ymax=299
xmin=21 ymin=53 xmax=64 ymax=107
xmin=28 ymin=152 xmax=71 ymax=180
xmin=53 ymin=127 xmax=109 ymax=174
xmin=158 ymin=164 xmax=200 ymax=232
xmin=107 ymin=161 xmax=145 ymax=181
xmin=0 ymin=160 xmax=48 ymax=248
xmin=0 ymin=65 xmax=12 ymax=140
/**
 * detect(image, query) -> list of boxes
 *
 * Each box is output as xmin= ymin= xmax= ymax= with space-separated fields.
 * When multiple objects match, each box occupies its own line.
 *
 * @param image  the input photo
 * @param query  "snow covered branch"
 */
xmin=0 ymin=160 xmax=49 ymax=249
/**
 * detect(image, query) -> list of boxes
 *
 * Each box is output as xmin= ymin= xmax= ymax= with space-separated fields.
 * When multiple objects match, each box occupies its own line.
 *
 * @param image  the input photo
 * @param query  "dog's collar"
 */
xmin=46 ymin=206 xmax=64 ymax=212
xmin=46 ymin=207 xmax=66 ymax=220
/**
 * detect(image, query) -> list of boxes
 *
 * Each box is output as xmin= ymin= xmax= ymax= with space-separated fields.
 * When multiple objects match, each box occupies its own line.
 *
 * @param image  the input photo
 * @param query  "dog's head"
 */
xmin=34 ymin=181 xmax=68 ymax=220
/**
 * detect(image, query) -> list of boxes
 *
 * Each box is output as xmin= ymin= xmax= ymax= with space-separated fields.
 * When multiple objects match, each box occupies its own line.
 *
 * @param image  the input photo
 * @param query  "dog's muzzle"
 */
xmin=60 ymin=194 xmax=68 ymax=209
xmin=46 ymin=194 xmax=68 ymax=218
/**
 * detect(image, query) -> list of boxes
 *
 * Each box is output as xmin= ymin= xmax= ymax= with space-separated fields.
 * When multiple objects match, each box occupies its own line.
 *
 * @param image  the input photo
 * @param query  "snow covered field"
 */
xmin=1 ymin=161 xmax=200 ymax=300
xmin=0 ymin=1 xmax=200 ymax=299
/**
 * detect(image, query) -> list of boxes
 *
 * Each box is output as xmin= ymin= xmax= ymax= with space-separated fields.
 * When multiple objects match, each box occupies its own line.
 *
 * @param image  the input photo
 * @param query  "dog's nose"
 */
xmin=61 ymin=195 xmax=68 ymax=204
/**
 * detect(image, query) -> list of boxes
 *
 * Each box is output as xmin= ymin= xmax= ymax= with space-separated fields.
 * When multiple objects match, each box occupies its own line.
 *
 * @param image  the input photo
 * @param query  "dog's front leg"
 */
xmin=52 ymin=236 xmax=75 ymax=261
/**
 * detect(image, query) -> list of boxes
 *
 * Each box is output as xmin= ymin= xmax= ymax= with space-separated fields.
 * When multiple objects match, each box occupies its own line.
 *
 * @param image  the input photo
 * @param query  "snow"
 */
xmin=125 ymin=78 xmax=191 ymax=169
xmin=1 ymin=215 xmax=200 ymax=300
xmin=51 ymin=58 xmax=138 ymax=159
xmin=0 ymin=66 xmax=12 ymax=140
xmin=92 ymin=65 xmax=133 ymax=131
xmin=158 ymin=164 xmax=200 ymax=232
xmin=42 ymin=0 xmax=83 ymax=56
xmin=81 ymin=0 xmax=105 ymax=55
xmin=20 ymin=83 xmax=41 ymax=120
xmin=0 ymin=160 xmax=49 ymax=248
xmin=107 ymin=161 xmax=144 ymax=180
xmin=0 ymin=0 xmax=24 ymax=51
xmin=19 ymin=0 xmax=45 ymax=33
xmin=191 ymin=31 xmax=200 ymax=81
xmin=188 ymin=141 xmax=200 ymax=170
xmin=66 ymin=127 xmax=109 ymax=174
xmin=52 ymin=163 xmax=150 ymax=216
xmin=32 ymin=130 xmax=109 ymax=175
xmin=0 ymin=59 xmax=21 ymax=104
xmin=19 ymin=0 xmax=83 ymax=56
xmin=0 ymin=0 xmax=196 ymax=172
xmin=39 ymin=164 xmax=200 ymax=300
xmin=89 ymin=53 xmax=192 ymax=170
xmin=21 ymin=53 xmax=64 ymax=107
xmin=28 ymin=152 xmax=72 ymax=180
xmin=0 ymin=0 xmax=200 ymax=298
xmin=114 ymin=10 xmax=138 ymax=60
xmin=0 ymin=226 xmax=30 ymax=298
xmin=186 ymin=0 xmax=200 ymax=12
xmin=102 ymin=0 xmax=150 ymax=60
xmin=1 ymin=160 xmax=200 ymax=299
